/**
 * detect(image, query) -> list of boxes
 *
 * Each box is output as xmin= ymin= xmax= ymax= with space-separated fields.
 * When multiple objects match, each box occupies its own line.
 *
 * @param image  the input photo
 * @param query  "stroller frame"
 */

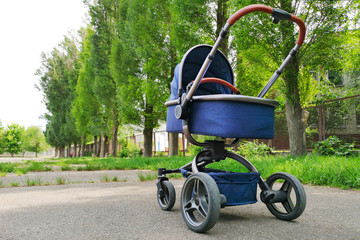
xmin=156 ymin=4 xmax=307 ymax=233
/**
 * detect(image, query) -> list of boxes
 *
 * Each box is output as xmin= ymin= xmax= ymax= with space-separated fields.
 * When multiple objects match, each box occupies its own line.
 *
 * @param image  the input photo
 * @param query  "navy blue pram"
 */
xmin=156 ymin=4 xmax=307 ymax=233
xmin=166 ymin=44 xmax=277 ymax=139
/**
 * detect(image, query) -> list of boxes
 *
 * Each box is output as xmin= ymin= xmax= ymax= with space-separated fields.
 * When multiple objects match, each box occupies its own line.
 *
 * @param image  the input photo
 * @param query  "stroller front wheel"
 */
xmin=157 ymin=180 xmax=176 ymax=211
xmin=263 ymin=172 xmax=306 ymax=221
xmin=180 ymin=173 xmax=220 ymax=233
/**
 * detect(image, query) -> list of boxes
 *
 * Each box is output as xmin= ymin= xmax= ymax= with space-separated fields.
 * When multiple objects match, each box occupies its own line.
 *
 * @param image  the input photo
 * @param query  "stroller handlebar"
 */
xmin=227 ymin=4 xmax=306 ymax=46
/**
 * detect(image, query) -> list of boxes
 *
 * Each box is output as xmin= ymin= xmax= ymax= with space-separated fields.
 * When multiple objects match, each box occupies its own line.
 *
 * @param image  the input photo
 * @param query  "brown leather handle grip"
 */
xmin=227 ymin=4 xmax=273 ymax=25
xmin=290 ymin=15 xmax=306 ymax=46
xmin=227 ymin=4 xmax=306 ymax=46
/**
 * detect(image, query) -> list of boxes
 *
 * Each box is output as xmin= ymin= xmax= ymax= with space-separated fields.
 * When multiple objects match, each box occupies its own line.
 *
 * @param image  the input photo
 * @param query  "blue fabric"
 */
xmin=207 ymin=172 xmax=259 ymax=206
xmin=180 ymin=169 xmax=188 ymax=178
xmin=166 ymin=101 xmax=275 ymax=139
xmin=169 ymin=45 xmax=233 ymax=101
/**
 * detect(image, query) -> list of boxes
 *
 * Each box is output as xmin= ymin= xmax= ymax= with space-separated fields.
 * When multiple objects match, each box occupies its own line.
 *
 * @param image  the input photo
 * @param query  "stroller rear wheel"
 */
xmin=263 ymin=172 xmax=306 ymax=221
xmin=157 ymin=180 xmax=176 ymax=211
xmin=180 ymin=173 xmax=220 ymax=233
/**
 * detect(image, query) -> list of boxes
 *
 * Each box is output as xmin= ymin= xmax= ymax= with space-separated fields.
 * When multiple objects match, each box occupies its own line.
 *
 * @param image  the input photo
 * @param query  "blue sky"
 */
xmin=0 ymin=0 xmax=87 ymax=130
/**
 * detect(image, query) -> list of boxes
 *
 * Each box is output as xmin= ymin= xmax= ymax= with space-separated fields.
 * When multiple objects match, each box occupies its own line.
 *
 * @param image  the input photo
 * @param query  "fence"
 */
xmin=272 ymin=94 xmax=360 ymax=150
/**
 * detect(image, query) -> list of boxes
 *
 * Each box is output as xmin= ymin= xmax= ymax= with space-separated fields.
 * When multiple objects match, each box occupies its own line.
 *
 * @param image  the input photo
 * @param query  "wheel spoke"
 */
xmin=197 ymin=204 xmax=207 ymax=219
xmin=193 ymin=179 xmax=199 ymax=195
xmin=184 ymin=198 xmax=197 ymax=213
xmin=280 ymin=180 xmax=290 ymax=192
xmin=282 ymin=199 xmax=294 ymax=213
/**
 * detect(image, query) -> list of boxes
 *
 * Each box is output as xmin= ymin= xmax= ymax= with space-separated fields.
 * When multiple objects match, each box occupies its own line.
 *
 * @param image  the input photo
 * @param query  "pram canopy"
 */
xmin=166 ymin=45 xmax=278 ymax=139
xmin=169 ymin=45 xmax=234 ymax=101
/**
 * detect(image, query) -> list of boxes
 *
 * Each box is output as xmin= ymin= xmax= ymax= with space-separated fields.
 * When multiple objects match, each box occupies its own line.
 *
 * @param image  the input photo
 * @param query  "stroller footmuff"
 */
xmin=156 ymin=4 xmax=307 ymax=233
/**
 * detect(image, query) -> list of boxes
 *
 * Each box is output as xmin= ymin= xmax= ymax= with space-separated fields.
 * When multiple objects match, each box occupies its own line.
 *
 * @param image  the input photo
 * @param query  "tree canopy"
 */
xmin=36 ymin=0 xmax=360 ymax=157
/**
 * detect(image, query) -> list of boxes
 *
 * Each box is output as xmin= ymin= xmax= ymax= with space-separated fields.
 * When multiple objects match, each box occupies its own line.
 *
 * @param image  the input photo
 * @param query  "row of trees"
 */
xmin=36 ymin=0 xmax=359 ymax=157
xmin=0 ymin=122 xmax=48 ymax=157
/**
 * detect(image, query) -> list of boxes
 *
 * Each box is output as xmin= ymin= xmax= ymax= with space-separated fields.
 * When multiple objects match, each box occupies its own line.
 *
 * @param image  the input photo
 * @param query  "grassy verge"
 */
xmin=207 ymin=154 xmax=360 ymax=190
xmin=0 ymin=155 xmax=359 ymax=189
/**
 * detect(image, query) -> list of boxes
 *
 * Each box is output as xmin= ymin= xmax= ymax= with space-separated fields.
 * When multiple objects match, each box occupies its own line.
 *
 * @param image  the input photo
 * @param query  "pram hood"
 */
xmin=169 ymin=44 xmax=234 ymax=101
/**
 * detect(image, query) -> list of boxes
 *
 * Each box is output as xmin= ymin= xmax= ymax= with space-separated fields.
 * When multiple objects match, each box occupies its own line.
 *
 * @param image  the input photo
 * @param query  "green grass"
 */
xmin=138 ymin=172 xmax=158 ymax=182
xmin=0 ymin=154 xmax=358 ymax=189
xmin=100 ymin=175 xmax=111 ymax=182
xmin=61 ymin=165 xmax=73 ymax=171
xmin=10 ymin=182 xmax=20 ymax=187
xmin=25 ymin=177 xmax=42 ymax=186
xmin=207 ymin=154 xmax=360 ymax=189
xmin=56 ymin=176 xmax=66 ymax=185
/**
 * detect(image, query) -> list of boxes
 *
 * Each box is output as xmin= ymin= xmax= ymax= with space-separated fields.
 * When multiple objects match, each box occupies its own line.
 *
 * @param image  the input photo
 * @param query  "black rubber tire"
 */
xmin=265 ymin=172 xmax=306 ymax=221
xmin=180 ymin=173 xmax=220 ymax=233
xmin=157 ymin=180 xmax=176 ymax=211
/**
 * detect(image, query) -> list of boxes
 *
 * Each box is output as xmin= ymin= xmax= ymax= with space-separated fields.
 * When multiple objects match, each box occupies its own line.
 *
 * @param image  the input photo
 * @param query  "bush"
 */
xmin=118 ymin=141 xmax=142 ymax=158
xmin=314 ymin=136 xmax=354 ymax=156
xmin=235 ymin=140 xmax=273 ymax=157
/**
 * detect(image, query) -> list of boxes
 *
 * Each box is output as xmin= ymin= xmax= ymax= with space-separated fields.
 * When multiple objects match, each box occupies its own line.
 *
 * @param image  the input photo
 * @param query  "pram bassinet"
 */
xmin=166 ymin=44 xmax=278 ymax=139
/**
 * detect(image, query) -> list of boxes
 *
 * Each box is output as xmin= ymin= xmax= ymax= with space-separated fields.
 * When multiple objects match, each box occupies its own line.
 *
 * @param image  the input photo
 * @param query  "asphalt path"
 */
xmin=0 ymin=179 xmax=359 ymax=240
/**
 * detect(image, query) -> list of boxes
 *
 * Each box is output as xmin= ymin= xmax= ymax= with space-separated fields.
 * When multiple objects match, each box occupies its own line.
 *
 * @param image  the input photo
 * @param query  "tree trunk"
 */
xmin=216 ymin=0 xmax=229 ymax=56
xmin=283 ymin=58 xmax=307 ymax=156
xmin=111 ymin=112 xmax=119 ymax=157
xmin=97 ymin=136 xmax=102 ymax=157
xmin=93 ymin=136 xmax=98 ymax=157
xmin=105 ymin=135 xmax=109 ymax=157
xmin=59 ymin=146 xmax=65 ymax=158
xmin=77 ymin=143 xmax=81 ymax=157
xmin=67 ymin=144 xmax=71 ymax=157
xmin=55 ymin=147 xmax=58 ymax=158
xmin=100 ymin=135 xmax=106 ymax=158
xmin=285 ymin=101 xmax=307 ymax=156
xmin=80 ymin=136 xmax=85 ymax=157
xmin=74 ymin=143 xmax=77 ymax=158
xmin=143 ymin=128 xmax=153 ymax=157
xmin=168 ymin=133 xmax=178 ymax=156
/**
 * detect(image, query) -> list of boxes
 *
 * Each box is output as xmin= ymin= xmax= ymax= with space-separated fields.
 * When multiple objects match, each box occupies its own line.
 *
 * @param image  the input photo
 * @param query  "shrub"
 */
xmin=118 ymin=141 xmax=142 ymax=158
xmin=235 ymin=140 xmax=273 ymax=157
xmin=314 ymin=136 xmax=354 ymax=156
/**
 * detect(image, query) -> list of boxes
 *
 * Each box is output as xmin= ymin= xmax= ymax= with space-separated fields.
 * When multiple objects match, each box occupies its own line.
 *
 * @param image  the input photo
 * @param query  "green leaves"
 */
xmin=314 ymin=136 xmax=355 ymax=156
xmin=36 ymin=33 xmax=81 ymax=148
xmin=2 ymin=124 xmax=24 ymax=156
xmin=22 ymin=126 xmax=49 ymax=155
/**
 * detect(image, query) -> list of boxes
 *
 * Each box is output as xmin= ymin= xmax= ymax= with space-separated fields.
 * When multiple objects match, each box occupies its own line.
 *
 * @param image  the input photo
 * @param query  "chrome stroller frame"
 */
xmin=156 ymin=4 xmax=307 ymax=233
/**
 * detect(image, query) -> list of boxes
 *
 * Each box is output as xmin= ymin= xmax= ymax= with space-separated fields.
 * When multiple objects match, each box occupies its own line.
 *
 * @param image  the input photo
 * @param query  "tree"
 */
xmin=84 ymin=0 xmax=121 ymax=157
xmin=111 ymin=0 xmax=172 ymax=157
xmin=22 ymin=126 xmax=49 ymax=157
xmin=3 ymin=124 xmax=24 ymax=157
xmin=72 ymin=27 xmax=101 ymax=157
xmin=230 ymin=0 xmax=356 ymax=156
xmin=36 ymin=34 xmax=81 ymax=157
xmin=0 ymin=121 xmax=5 ymax=154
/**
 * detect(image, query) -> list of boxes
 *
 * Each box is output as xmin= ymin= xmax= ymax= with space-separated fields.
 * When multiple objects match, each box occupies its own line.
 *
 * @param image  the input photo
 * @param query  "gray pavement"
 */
xmin=0 ymin=178 xmax=359 ymax=240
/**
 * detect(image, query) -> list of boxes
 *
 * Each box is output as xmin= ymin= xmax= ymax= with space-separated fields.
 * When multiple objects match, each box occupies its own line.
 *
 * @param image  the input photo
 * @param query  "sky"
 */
xmin=0 ymin=0 xmax=87 ymax=131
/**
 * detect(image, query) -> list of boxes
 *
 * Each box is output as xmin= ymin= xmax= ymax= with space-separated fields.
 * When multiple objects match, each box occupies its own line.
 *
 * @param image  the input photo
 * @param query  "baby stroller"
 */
xmin=156 ymin=4 xmax=307 ymax=233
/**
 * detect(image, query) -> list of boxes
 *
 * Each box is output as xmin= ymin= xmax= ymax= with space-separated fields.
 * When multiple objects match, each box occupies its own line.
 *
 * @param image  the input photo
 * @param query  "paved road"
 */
xmin=0 ymin=179 xmax=359 ymax=240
